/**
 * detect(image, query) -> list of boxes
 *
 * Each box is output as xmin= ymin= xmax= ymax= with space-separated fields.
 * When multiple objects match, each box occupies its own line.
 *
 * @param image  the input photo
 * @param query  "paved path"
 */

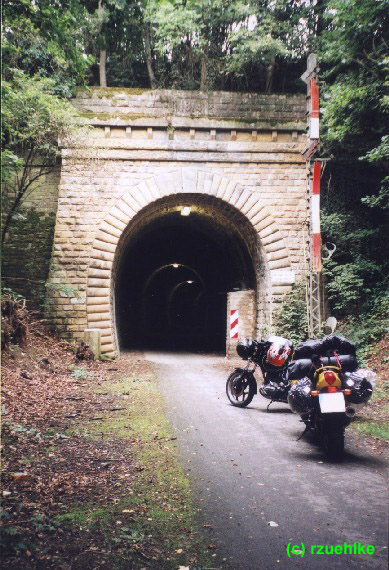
xmin=145 ymin=351 xmax=388 ymax=570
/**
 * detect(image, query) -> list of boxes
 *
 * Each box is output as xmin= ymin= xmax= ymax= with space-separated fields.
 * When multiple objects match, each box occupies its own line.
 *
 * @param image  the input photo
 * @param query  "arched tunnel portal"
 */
xmin=113 ymin=194 xmax=260 ymax=353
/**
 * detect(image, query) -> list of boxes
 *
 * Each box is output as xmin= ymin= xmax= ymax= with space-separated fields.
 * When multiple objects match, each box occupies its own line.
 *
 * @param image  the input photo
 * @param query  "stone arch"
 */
xmin=86 ymin=168 xmax=292 ymax=356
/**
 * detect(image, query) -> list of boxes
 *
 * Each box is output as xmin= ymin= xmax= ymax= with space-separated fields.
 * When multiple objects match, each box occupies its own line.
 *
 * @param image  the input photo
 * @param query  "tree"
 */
xmin=317 ymin=0 xmax=389 ymax=347
xmin=1 ymin=71 xmax=85 ymax=244
xmin=145 ymin=0 xmax=311 ymax=92
xmin=318 ymin=0 xmax=388 ymax=159
xmin=225 ymin=0 xmax=316 ymax=92
xmin=145 ymin=0 xmax=237 ymax=90
xmin=2 ymin=0 xmax=93 ymax=96
xmin=2 ymin=1 xmax=94 ymax=244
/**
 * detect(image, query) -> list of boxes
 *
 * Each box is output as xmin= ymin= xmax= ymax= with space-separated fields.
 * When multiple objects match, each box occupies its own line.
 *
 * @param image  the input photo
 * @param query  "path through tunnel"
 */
xmin=114 ymin=195 xmax=258 ymax=353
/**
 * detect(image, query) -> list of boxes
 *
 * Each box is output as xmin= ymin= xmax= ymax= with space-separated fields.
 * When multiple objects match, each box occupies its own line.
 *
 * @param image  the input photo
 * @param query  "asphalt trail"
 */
xmin=145 ymin=351 xmax=388 ymax=570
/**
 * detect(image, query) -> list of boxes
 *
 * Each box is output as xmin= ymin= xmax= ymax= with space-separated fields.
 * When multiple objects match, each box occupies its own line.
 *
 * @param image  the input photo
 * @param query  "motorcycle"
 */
xmin=287 ymin=335 xmax=375 ymax=458
xmin=226 ymin=336 xmax=293 ymax=409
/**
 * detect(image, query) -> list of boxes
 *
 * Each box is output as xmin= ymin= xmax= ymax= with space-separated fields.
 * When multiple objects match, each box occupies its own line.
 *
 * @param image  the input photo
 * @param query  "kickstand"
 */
xmin=297 ymin=425 xmax=310 ymax=441
xmin=266 ymin=401 xmax=273 ymax=412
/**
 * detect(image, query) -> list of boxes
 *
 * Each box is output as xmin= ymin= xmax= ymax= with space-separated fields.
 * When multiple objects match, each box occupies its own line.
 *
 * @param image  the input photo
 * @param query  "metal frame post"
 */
xmin=301 ymin=54 xmax=322 ymax=337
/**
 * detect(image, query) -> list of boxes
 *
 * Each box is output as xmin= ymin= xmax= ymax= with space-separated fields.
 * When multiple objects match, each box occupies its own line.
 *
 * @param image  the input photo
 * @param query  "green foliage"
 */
xmin=144 ymin=0 xmax=245 ymax=89
xmin=361 ymin=136 xmax=389 ymax=210
xmin=336 ymin=293 xmax=389 ymax=364
xmin=319 ymin=0 xmax=388 ymax=159
xmin=321 ymin=174 xmax=388 ymax=320
xmin=273 ymin=282 xmax=308 ymax=345
xmin=1 ymin=70 xmax=88 ymax=246
xmin=71 ymin=367 xmax=89 ymax=380
xmin=1 ymin=70 xmax=83 ymax=204
xmin=317 ymin=1 xmax=388 ymax=355
xmin=1 ymin=287 xmax=25 ymax=303
xmin=1 ymin=151 xmax=23 ymax=184
xmin=144 ymin=0 xmax=313 ymax=91
xmin=2 ymin=0 xmax=93 ymax=96
xmin=2 ymin=70 xmax=80 ymax=158
xmin=225 ymin=0 xmax=314 ymax=91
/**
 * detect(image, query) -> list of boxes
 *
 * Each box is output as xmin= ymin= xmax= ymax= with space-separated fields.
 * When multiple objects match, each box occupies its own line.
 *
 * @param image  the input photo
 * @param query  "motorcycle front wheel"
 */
xmin=226 ymin=371 xmax=255 ymax=407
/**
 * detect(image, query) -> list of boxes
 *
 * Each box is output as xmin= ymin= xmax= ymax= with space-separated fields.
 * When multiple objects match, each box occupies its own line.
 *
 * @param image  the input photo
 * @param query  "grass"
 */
xmin=55 ymin=506 xmax=112 ymax=529
xmin=351 ymin=417 xmax=389 ymax=441
xmin=59 ymin=367 xmax=214 ymax=569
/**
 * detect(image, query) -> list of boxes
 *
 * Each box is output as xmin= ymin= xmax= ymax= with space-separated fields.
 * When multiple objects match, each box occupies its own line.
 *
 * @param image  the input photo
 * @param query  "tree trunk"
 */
xmin=200 ymin=32 xmax=209 ymax=92
xmin=2 ymin=191 xmax=24 ymax=244
xmin=200 ymin=57 xmax=207 ymax=91
xmin=97 ymin=0 xmax=107 ymax=87
xmin=315 ymin=0 xmax=326 ymax=37
xmin=99 ymin=49 xmax=107 ymax=87
xmin=265 ymin=55 xmax=276 ymax=93
xmin=143 ymin=24 xmax=157 ymax=89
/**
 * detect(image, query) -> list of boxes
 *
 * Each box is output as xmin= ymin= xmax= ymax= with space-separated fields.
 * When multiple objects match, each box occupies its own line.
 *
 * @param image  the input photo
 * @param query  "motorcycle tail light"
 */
xmin=324 ymin=371 xmax=337 ymax=385
xmin=344 ymin=389 xmax=352 ymax=396
xmin=311 ymin=390 xmax=318 ymax=397
xmin=327 ymin=386 xmax=338 ymax=393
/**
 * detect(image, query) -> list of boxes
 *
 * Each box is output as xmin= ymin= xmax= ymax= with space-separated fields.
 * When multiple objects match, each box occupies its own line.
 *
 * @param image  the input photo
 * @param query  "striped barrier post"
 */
xmin=312 ymin=160 xmax=322 ymax=272
xmin=310 ymin=77 xmax=320 ymax=140
xmin=230 ymin=309 xmax=239 ymax=339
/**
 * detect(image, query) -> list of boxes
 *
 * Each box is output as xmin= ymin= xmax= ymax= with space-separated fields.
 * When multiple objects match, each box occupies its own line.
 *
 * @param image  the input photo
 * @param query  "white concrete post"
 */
xmin=84 ymin=328 xmax=101 ymax=359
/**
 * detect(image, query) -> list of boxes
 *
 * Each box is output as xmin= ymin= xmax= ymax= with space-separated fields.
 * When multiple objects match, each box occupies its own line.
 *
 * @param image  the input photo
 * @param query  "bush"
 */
xmin=336 ymin=291 xmax=389 ymax=364
xmin=273 ymin=282 xmax=308 ymax=345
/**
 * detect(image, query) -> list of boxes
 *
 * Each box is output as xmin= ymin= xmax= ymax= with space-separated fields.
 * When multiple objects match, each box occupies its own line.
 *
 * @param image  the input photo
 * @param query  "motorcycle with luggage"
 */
xmin=226 ymin=336 xmax=293 ymax=409
xmin=287 ymin=335 xmax=375 ymax=458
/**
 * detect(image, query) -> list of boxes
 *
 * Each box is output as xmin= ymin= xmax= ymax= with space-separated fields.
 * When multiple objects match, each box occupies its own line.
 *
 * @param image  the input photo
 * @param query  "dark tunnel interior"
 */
xmin=115 ymin=206 xmax=256 ymax=353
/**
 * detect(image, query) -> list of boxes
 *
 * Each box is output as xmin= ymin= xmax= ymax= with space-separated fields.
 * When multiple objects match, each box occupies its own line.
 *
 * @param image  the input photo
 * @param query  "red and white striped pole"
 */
xmin=230 ymin=309 xmax=239 ymax=339
xmin=310 ymin=77 xmax=320 ymax=140
xmin=312 ymin=160 xmax=322 ymax=272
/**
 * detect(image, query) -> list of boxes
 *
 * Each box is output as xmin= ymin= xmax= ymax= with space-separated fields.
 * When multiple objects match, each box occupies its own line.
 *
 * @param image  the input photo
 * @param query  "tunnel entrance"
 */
xmin=114 ymin=195 xmax=258 ymax=353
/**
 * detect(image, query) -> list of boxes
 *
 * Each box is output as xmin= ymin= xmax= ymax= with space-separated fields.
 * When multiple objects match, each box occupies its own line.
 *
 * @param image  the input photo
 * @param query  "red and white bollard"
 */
xmin=230 ymin=309 xmax=239 ymax=339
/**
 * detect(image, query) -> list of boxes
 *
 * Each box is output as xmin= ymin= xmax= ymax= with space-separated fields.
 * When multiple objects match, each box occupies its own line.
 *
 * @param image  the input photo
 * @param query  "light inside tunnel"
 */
xmin=114 ymin=195 xmax=258 ymax=353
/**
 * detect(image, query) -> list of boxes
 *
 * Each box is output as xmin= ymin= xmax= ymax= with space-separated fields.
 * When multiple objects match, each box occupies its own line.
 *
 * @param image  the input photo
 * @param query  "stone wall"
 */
xmin=44 ymin=88 xmax=308 ymax=356
xmin=1 ymin=168 xmax=61 ymax=308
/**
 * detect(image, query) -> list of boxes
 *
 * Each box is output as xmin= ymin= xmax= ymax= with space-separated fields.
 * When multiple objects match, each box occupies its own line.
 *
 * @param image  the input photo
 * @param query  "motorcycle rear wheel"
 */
xmin=322 ymin=426 xmax=345 ymax=459
xmin=226 ymin=371 xmax=255 ymax=407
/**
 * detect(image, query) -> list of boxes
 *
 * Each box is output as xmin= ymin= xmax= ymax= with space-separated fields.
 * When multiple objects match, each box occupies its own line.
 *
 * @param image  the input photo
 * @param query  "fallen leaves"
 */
xmin=1 ymin=323 xmax=149 ymax=567
xmin=1 ymin=318 xmax=211 ymax=569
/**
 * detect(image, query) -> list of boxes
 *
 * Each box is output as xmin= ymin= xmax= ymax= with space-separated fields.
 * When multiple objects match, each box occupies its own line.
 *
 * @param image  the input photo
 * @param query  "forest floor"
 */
xmin=1 ymin=319 xmax=214 ymax=569
xmin=1 ymin=315 xmax=388 ymax=569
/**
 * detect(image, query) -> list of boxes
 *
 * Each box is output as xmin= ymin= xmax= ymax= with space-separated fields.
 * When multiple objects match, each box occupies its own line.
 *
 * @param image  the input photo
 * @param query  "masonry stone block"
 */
xmin=182 ymin=169 xmax=197 ymax=193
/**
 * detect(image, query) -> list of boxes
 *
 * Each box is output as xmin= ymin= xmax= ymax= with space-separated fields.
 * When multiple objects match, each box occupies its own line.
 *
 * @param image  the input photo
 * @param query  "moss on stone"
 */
xmin=76 ymin=87 xmax=152 ymax=99
xmin=79 ymin=111 xmax=158 ymax=122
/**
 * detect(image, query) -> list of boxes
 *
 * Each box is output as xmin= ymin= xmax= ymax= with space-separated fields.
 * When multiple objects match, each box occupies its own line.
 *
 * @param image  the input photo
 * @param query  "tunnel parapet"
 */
xmin=74 ymin=88 xmax=306 ymax=131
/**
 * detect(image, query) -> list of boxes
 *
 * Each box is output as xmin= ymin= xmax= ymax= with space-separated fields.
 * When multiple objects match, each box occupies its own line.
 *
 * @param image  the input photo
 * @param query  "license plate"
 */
xmin=319 ymin=392 xmax=346 ymax=413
